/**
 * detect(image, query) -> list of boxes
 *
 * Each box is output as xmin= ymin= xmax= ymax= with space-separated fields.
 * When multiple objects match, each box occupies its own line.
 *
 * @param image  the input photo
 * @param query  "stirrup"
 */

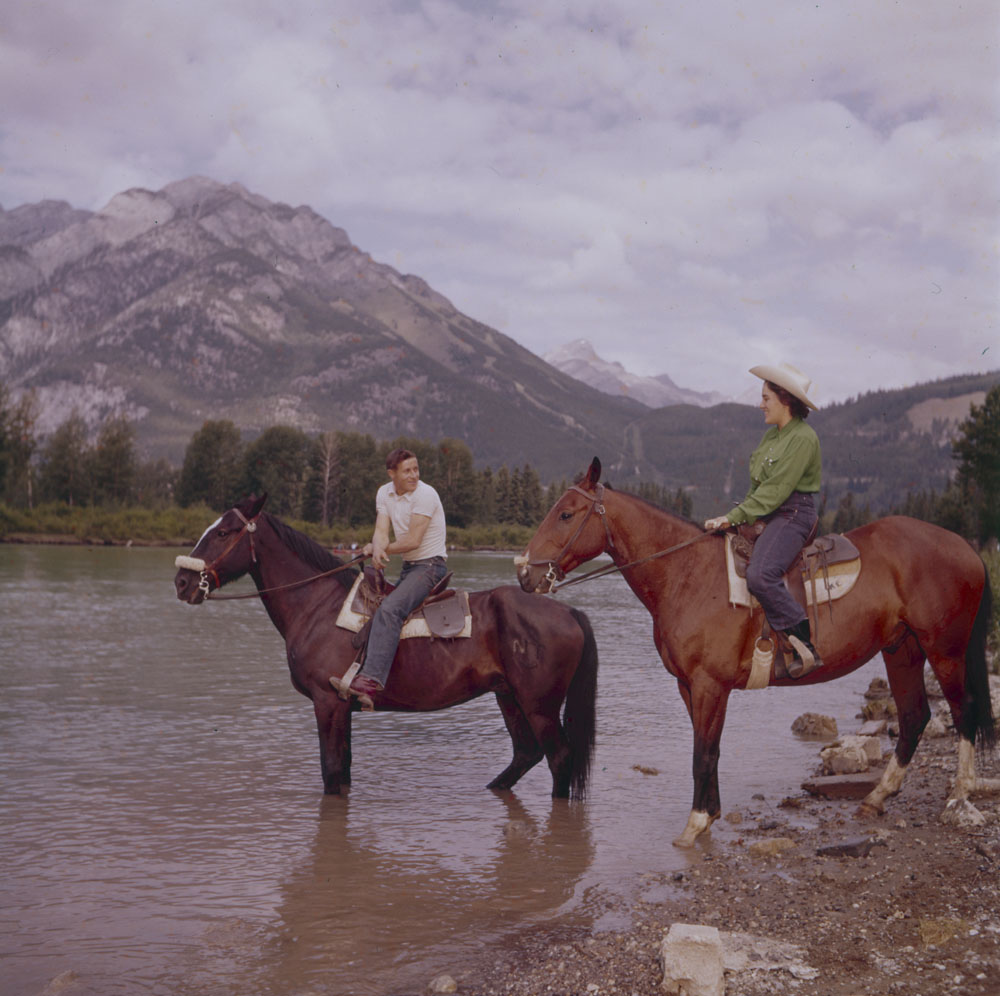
xmin=786 ymin=635 xmax=822 ymax=678
xmin=329 ymin=661 xmax=374 ymax=711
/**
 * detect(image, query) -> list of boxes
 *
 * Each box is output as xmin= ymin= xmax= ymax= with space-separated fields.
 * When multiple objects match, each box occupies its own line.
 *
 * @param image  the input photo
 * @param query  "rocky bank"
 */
xmin=438 ymin=674 xmax=1000 ymax=996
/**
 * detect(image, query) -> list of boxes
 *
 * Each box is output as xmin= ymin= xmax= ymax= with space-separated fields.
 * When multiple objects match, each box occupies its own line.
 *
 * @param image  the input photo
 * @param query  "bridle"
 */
xmin=175 ymin=507 xmax=262 ymax=599
xmin=521 ymin=484 xmax=617 ymax=589
xmin=175 ymin=508 xmax=367 ymax=601
xmin=521 ymin=484 xmax=715 ymax=591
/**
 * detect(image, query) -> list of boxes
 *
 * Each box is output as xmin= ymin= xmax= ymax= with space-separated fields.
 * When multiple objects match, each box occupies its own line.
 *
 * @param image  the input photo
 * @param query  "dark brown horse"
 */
xmin=174 ymin=494 xmax=598 ymax=799
xmin=516 ymin=458 xmax=997 ymax=845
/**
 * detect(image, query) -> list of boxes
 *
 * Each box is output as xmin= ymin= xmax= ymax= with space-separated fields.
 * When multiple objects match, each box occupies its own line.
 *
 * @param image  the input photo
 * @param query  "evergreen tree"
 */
xmin=952 ymin=385 xmax=1000 ymax=542
xmin=478 ymin=467 xmax=497 ymax=525
xmin=495 ymin=465 xmax=513 ymax=523
xmin=240 ymin=425 xmax=313 ymax=518
xmin=544 ymin=478 xmax=568 ymax=512
xmin=331 ymin=432 xmax=382 ymax=526
xmin=38 ymin=413 xmax=90 ymax=505
xmin=506 ymin=466 xmax=525 ymax=524
xmin=0 ymin=388 xmax=38 ymax=508
xmin=133 ymin=458 xmax=177 ymax=509
xmin=518 ymin=463 xmax=544 ymax=525
xmin=831 ymin=492 xmax=872 ymax=533
xmin=934 ymin=480 xmax=978 ymax=539
xmin=89 ymin=414 xmax=136 ymax=506
xmin=176 ymin=420 xmax=244 ymax=509
xmin=672 ymin=486 xmax=693 ymax=518
xmin=436 ymin=438 xmax=479 ymax=527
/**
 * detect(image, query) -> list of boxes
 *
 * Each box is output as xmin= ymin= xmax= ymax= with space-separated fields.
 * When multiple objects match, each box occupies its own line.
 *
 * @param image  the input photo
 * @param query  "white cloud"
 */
xmin=0 ymin=0 xmax=997 ymax=402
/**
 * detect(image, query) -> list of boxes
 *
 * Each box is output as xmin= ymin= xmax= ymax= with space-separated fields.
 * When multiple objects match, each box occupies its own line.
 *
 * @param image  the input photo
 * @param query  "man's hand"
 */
xmin=363 ymin=541 xmax=390 ymax=567
xmin=704 ymin=516 xmax=732 ymax=532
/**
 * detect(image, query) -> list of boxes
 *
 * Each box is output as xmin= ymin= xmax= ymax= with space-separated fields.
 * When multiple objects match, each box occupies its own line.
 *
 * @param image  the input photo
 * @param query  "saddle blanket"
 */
xmin=335 ymin=573 xmax=472 ymax=639
xmin=725 ymin=533 xmax=861 ymax=609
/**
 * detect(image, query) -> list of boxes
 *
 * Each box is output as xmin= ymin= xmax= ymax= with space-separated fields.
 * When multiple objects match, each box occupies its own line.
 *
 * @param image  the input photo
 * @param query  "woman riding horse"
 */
xmin=704 ymin=362 xmax=822 ymax=678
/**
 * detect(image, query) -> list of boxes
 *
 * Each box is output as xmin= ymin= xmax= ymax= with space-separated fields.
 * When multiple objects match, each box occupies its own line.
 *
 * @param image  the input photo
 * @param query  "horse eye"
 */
xmin=216 ymin=528 xmax=228 ymax=537
xmin=559 ymin=511 xmax=574 ymax=521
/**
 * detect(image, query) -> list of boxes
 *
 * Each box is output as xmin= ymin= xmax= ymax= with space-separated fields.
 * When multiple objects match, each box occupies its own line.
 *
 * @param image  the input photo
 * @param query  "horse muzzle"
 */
xmin=174 ymin=559 xmax=210 ymax=604
xmin=514 ymin=555 xmax=561 ymax=594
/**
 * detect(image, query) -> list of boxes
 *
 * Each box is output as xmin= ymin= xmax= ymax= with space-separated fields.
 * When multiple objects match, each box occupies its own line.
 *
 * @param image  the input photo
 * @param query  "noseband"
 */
xmin=525 ymin=484 xmax=616 ymax=586
xmin=175 ymin=508 xmax=259 ymax=598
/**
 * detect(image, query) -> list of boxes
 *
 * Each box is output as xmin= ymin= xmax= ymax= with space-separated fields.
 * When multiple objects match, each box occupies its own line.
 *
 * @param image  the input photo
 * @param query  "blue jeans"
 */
xmin=745 ymin=492 xmax=817 ymax=632
xmin=361 ymin=557 xmax=448 ymax=687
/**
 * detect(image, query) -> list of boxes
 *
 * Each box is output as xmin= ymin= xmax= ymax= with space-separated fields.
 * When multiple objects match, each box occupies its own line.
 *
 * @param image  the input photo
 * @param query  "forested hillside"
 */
xmin=623 ymin=371 xmax=998 ymax=520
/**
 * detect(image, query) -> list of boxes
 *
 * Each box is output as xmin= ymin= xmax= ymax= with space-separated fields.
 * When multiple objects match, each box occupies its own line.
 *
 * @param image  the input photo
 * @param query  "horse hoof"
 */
xmin=855 ymin=802 xmax=882 ymax=820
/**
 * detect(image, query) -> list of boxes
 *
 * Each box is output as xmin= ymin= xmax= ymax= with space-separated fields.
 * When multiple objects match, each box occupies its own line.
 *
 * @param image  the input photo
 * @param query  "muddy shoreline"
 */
xmin=453 ymin=680 xmax=1000 ymax=996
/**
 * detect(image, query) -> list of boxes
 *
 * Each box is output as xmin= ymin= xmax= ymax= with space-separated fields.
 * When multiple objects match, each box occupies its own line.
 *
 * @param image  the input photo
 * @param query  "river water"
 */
xmin=0 ymin=545 xmax=883 ymax=996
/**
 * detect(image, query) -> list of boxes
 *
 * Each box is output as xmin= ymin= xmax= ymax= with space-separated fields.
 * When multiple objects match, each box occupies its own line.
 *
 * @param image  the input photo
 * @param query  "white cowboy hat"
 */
xmin=749 ymin=362 xmax=819 ymax=410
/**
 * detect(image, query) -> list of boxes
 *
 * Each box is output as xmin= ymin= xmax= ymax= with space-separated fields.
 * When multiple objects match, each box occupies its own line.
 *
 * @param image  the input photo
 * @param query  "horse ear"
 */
xmin=237 ymin=493 xmax=268 ymax=517
xmin=586 ymin=458 xmax=601 ymax=489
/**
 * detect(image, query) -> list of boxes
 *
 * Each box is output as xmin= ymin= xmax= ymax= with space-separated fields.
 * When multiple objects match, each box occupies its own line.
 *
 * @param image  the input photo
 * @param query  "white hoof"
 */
xmin=673 ymin=810 xmax=714 ymax=847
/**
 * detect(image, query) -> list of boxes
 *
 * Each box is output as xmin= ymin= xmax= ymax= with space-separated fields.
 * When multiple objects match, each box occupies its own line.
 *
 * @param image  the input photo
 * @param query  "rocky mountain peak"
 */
xmin=0 ymin=177 xmax=646 ymax=478
xmin=544 ymin=338 xmax=732 ymax=409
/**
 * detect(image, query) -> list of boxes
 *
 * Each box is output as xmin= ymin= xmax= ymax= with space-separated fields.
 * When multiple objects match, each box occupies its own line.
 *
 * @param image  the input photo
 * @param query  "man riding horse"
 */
xmin=345 ymin=447 xmax=449 ymax=701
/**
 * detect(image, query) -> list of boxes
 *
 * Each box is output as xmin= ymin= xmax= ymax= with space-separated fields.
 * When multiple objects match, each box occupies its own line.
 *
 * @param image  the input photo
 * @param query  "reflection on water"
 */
xmin=0 ymin=546 xmax=880 ymax=995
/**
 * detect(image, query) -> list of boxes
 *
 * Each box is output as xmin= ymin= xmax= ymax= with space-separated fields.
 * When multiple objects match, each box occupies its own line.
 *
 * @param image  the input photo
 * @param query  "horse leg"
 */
xmin=674 ymin=677 xmax=731 ymax=847
xmin=312 ymin=694 xmax=352 ymax=795
xmin=930 ymin=657 xmax=1000 ymax=806
xmin=487 ymin=688 xmax=545 ymax=792
xmin=535 ymin=711 xmax=574 ymax=799
xmin=859 ymin=633 xmax=927 ymax=817
xmin=509 ymin=696 xmax=573 ymax=798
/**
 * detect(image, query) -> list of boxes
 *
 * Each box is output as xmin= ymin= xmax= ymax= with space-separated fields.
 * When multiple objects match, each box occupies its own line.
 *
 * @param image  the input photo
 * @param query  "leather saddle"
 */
xmin=346 ymin=566 xmax=471 ymax=648
xmin=729 ymin=522 xmax=861 ymax=631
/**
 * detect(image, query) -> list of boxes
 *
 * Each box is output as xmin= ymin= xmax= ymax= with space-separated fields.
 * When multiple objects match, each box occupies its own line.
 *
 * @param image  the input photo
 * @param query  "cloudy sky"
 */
xmin=2 ymin=0 xmax=997 ymax=404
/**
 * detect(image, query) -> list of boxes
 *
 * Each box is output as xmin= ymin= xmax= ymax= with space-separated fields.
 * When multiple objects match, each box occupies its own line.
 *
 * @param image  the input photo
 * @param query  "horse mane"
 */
xmin=262 ymin=512 xmax=359 ymax=591
xmin=602 ymin=482 xmax=703 ymax=530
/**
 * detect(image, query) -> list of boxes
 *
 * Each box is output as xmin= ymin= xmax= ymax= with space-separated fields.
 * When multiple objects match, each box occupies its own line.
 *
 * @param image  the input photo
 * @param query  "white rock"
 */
xmin=820 ymin=735 xmax=882 ymax=774
xmin=940 ymin=798 xmax=987 ymax=828
xmin=428 ymin=973 xmax=458 ymax=993
xmin=922 ymin=714 xmax=949 ymax=738
xmin=660 ymin=923 xmax=724 ymax=996
xmin=791 ymin=712 xmax=838 ymax=738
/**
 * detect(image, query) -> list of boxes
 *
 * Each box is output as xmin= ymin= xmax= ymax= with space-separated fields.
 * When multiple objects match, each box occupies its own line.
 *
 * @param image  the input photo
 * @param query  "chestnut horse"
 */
xmin=516 ymin=458 xmax=996 ymax=845
xmin=174 ymin=494 xmax=597 ymax=799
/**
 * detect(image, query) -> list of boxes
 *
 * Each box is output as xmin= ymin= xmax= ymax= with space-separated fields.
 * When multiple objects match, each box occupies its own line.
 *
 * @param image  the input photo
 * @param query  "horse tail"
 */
xmin=564 ymin=607 xmax=599 ymax=800
xmin=961 ymin=563 xmax=996 ymax=753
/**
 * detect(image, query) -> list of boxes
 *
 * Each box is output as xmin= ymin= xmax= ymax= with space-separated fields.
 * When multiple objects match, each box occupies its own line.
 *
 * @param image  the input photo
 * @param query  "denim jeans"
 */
xmin=360 ymin=556 xmax=449 ymax=687
xmin=745 ymin=492 xmax=817 ymax=632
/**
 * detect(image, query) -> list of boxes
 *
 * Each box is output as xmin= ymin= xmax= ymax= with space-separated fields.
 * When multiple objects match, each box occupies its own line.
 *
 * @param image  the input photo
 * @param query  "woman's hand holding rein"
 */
xmin=704 ymin=516 xmax=732 ymax=532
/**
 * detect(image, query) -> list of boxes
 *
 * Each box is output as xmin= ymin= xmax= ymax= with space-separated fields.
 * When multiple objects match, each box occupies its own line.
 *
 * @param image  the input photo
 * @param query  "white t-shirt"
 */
xmin=375 ymin=479 xmax=447 ymax=561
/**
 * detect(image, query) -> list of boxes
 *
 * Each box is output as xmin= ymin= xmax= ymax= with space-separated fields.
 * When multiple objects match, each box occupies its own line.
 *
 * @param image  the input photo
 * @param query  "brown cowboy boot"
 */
xmin=784 ymin=620 xmax=823 ymax=678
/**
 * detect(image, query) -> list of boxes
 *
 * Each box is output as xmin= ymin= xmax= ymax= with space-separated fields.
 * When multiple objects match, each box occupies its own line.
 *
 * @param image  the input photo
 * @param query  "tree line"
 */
xmin=819 ymin=385 xmax=1000 ymax=545
xmin=1 ymin=383 xmax=998 ymax=543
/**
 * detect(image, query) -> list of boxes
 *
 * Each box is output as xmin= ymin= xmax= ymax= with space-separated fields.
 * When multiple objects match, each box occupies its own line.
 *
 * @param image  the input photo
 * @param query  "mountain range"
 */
xmin=1 ymin=177 xmax=997 ymax=517
xmin=544 ymin=339 xmax=732 ymax=408
xmin=0 ymin=177 xmax=649 ymax=477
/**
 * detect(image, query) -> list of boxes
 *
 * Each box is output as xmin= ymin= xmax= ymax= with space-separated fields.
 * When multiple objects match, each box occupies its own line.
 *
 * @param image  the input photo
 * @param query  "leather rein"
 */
xmin=525 ymin=484 xmax=715 ymax=591
xmin=177 ymin=508 xmax=367 ymax=601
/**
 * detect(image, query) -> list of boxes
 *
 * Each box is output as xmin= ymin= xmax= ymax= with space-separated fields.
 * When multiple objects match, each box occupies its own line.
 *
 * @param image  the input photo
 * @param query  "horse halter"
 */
xmin=525 ymin=484 xmax=616 ymax=587
xmin=175 ymin=507 xmax=259 ymax=598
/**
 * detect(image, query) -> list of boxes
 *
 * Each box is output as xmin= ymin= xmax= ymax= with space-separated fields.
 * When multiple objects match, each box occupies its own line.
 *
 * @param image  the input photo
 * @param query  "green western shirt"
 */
xmin=726 ymin=417 xmax=822 ymax=526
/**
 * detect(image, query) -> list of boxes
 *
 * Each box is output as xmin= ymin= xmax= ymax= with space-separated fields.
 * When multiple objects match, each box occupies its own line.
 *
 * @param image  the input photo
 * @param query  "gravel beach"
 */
xmin=449 ymin=676 xmax=1000 ymax=996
